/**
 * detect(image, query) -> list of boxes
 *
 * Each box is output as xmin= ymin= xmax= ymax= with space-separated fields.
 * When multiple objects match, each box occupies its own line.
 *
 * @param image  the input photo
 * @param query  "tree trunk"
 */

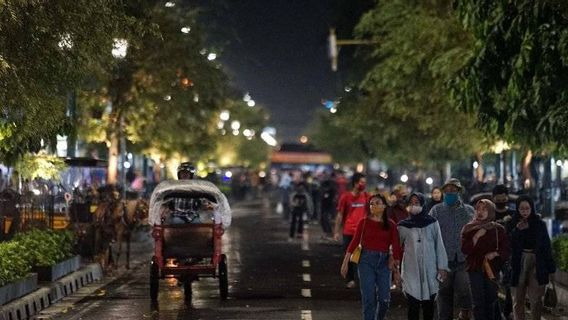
xmin=475 ymin=152 xmax=484 ymax=183
xmin=107 ymin=129 xmax=119 ymax=185
xmin=521 ymin=150 xmax=534 ymax=189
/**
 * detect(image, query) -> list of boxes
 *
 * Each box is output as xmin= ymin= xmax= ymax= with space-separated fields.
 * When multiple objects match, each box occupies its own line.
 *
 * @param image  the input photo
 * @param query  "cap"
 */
xmin=441 ymin=178 xmax=463 ymax=192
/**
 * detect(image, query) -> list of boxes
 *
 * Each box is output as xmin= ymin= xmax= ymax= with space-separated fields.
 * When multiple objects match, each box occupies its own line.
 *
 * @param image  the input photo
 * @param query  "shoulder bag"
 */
xmin=350 ymin=218 xmax=367 ymax=264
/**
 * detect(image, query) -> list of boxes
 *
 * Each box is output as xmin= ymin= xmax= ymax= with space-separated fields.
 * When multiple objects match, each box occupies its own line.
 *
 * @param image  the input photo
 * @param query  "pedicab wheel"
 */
xmin=183 ymin=279 xmax=192 ymax=302
xmin=219 ymin=254 xmax=228 ymax=300
xmin=150 ymin=258 xmax=159 ymax=301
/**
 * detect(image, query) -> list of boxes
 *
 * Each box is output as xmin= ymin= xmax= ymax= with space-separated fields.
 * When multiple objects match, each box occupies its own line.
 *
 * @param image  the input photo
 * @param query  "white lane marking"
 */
xmin=302 ymin=260 xmax=311 ymax=268
xmin=301 ymin=310 xmax=313 ymax=320
xmin=302 ymin=274 xmax=311 ymax=282
xmin=301 ymin=288 xmax=312 ymax=298
xmin=301 ymin=242 xmax=310 ymax=251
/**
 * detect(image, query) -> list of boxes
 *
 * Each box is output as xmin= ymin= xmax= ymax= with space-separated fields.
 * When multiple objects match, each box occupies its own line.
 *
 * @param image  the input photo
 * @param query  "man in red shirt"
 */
xmin=334 ymin=173 xmax=369 ymax=288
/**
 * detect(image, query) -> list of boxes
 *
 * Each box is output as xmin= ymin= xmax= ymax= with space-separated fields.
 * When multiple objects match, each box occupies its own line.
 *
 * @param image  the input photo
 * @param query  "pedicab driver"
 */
xmin=166 ymin=162 xmax=219 ymax=224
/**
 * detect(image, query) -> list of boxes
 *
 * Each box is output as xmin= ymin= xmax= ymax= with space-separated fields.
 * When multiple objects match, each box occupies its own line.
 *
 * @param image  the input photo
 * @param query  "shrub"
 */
xmin=552 ymin=234 xmax=568 ymax=272
xmin=13 ymin=229 xmax=75 ymax=267
xmin=0 ymin=241 xmax=31 ymax=287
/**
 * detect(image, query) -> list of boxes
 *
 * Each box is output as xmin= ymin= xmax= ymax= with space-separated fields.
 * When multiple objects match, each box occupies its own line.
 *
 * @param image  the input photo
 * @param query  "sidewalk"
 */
xmin=0 ymin=231 xmax=154 ymax=320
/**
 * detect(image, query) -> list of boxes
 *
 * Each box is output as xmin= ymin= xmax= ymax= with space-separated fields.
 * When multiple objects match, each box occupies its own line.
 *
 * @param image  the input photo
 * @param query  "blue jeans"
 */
xmin=358 ymin=250 xmax=391 ymax=320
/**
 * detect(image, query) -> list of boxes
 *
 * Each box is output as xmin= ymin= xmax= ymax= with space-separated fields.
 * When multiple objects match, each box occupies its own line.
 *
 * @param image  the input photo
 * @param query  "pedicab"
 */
xmin=148 ymin=180 xmax=231 ymax=301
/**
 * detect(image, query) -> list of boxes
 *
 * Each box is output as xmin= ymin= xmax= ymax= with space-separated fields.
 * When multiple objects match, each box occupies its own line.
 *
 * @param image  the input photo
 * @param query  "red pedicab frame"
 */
xmin=148 ymin=180 xmax=231 ymax=302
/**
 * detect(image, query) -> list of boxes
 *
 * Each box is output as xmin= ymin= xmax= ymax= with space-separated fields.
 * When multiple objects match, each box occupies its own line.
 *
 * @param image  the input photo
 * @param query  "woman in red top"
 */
xmin=341 ymin=193 xmax=403 ymax=320
xmin=461 ymin=199 xmax=510 ymax=320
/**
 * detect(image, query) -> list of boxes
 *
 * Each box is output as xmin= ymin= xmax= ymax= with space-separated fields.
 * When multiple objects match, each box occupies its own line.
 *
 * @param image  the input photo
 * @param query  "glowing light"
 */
xmin=32 ymin=189 xmax=41 ymax=196
xmin=181 ymin=27 xmax=191 ymax=34
xmin=379 ymin=171 xmax=388 ymax=179
xmin=400 ymin=174 xmax=409 ymax=183
xmin=232 ymin=130 xmax=239 ymax=136
xmin=557 ymin=160 xmax=563 ymax=167
xmin=200 ymin=48 xmax=207 ymax=55
xmin=58 ymin=34 xmax=73 ymax=50
xmin=243 ymin=129 xmax=253 ymax=137
xmin=225 ymin=171 xmax=233 ymax=178
xmin=259 ymin=171 xmax=266 ymax=178
xmin=164 ymin=95 xmax=172 ymax=101
xmin=217 ymin=121 xmax=225 ymax=129
xmin=231 ymin=121 xmax=241 ymax=130
xmin=247 ymin=100 xmax=256 ymax=107
xmin=111 ymin=38 xmax=128 ymax=59
xmin=193 ymin=94 xmax=199 ymax=103
xmin=207 ymin=53 xmax=217 ymax=61
xmin=165 ymin=2 xmax=175 ymax=7
xmin=261 ymin=132 xmax=277 ymax=147
xmin=219 ymin=110 xmax=230 ymax=121
xmin=426 ymin=177 xmax=434 ymax=185
xmin=344 ymin=86 xmax=352 ymax=93
xmin=330 ymin=107 xmax=337 ymax=113
xmin=300 ymin=136 xmax=309 ymax=144
xmin=243 ymin=93 xmax=251 ymax=102
xmin=124 ymin=161 xmax=131 ymax=169
xmin=127 ymin=153 xmax=133 ymax=160
xmin=473 ymin=161 xmax=479 ymax=169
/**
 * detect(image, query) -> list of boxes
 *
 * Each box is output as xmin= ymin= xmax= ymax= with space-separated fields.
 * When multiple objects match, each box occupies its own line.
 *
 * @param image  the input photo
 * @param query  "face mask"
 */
xmin=495 ymin=202 xmax=507 ymax=210
xmin=408 ymin=205 xmax=423 ymax=215
xmin=443 ymin=192 xmax=459 ymax=206
xmin=357 ymin=183 xmax=366 ymax=192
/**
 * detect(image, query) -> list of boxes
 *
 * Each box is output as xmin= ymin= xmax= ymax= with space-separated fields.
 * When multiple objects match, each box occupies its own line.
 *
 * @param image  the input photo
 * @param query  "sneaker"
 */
xmin=346 ymin=280 xmax=356 ymax=289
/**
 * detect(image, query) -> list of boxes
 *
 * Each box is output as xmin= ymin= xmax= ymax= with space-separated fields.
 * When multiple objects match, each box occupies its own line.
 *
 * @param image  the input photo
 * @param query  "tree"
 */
xmin=315 ymin=0 xmax=489 ymax=170
xmin=0 ymin=1 xmax=139 ymax=163
xmin=453 ymin=0 xmax=568 ymax=153
xmin=77 ymin=2 xmax=229 ymax=183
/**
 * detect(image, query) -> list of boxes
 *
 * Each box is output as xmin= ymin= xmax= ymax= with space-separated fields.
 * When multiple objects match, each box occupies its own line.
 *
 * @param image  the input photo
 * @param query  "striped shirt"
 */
xmin=429 ymin=201 xmax=474 ymax=264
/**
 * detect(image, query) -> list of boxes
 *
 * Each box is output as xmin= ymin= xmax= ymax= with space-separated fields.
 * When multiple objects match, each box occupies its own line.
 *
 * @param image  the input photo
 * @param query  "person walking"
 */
xmin=461 ymin=199 xmax=510 ymax=320
xmin=388 ymin=185 xmax=409 ymax=223
xmin=424 ymin=186 xmax=443 ymax=214
xmin=429 ymin=178 xmax=474 ymax=320
xmin=320 ymin=172 xmax=337 ymax=239
xmin=335 ymin=173 xmax=369 ymax=288
xmin=509 ymin=195 xmax=556 ymax=320
xmin=341 ymin=193 xmax=402 ymax=320
xmin=289 ymin=182 xmax=313 ymax=240
xmin=398 ymin=193 xmax=448 ymax=320
xmin=492 ymin=184 xmax=516 ymax=318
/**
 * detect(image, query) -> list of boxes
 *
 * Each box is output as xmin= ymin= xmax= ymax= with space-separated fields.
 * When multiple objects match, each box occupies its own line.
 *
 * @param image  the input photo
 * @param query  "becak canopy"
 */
xmin=149 ymin=180 xmax=231 ymax=228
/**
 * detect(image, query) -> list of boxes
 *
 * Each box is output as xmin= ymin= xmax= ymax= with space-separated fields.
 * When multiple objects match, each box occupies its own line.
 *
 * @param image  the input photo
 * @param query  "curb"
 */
xmin=0 ymin=264 xmax=102 ymax=320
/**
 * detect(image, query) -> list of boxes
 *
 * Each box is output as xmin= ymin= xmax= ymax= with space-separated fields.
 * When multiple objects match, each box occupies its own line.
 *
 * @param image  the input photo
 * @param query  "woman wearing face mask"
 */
xmin=509 ymin=195 xmax=556 ymax=320
xmin=341 ymin=194 xmax=402 ymax=320
xmin=461 ymin=199 xmax=510 ymax=320
xmin=398 ymin=193 xmax=448 ymax=320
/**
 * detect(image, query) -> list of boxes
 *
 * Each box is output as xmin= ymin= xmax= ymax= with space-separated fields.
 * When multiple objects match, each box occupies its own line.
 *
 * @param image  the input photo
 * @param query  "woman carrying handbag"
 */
xmin=461 ymin=199 xmax=511 ymax=320
xmin=341 ymin=193 xmax=402 ymax=320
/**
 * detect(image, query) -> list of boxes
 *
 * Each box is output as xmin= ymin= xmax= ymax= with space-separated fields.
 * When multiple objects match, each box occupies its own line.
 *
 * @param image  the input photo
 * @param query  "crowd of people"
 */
xmin=276 ymin=171 xmax=557 ymax=320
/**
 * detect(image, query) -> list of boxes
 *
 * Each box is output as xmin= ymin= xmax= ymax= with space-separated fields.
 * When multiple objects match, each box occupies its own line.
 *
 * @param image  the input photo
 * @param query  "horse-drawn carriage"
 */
xmin=148 ymin=180 xmax=231 ymax=302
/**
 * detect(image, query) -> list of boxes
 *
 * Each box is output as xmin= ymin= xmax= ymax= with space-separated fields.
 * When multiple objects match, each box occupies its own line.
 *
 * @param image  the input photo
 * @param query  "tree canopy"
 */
xmin=453 ymin=0 xmax=568 ymax=153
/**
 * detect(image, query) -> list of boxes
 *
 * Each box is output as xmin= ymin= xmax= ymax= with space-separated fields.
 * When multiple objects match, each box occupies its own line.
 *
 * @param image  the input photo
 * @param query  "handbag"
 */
xmin=350 ymin=219 xmax=367 ymax=264
xmin=544 ymin=282 xmax=558 ymax=309
xmin=483 ymin=228 xmax=499 ymax=280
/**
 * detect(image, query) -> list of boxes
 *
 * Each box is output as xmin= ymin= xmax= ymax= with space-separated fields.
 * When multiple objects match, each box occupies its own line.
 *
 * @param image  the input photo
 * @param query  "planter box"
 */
xmin=556 ymin=270 xmax=568 ymax=287
xmin=0 ymin=273 xmax=38 ymax=306
xmin=32 ymin=255 xmax=81 ymax=282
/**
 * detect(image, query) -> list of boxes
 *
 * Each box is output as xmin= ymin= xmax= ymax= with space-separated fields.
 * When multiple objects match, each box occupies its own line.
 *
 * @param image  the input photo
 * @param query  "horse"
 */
xmin=113 ymin=196 xmax=148 ymax=269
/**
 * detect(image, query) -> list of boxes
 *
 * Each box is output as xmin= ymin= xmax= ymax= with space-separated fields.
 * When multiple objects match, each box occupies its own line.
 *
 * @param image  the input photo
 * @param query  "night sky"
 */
xmin=202 ymin=1 xmax=339 ymax=142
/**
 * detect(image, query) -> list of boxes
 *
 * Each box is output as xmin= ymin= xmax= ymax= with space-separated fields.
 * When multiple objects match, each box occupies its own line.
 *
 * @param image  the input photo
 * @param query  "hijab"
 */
xmin=398 ymin=192 xmax=437 ymax=229
xmin=462 ymin=198 xmax=500 ymax=235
